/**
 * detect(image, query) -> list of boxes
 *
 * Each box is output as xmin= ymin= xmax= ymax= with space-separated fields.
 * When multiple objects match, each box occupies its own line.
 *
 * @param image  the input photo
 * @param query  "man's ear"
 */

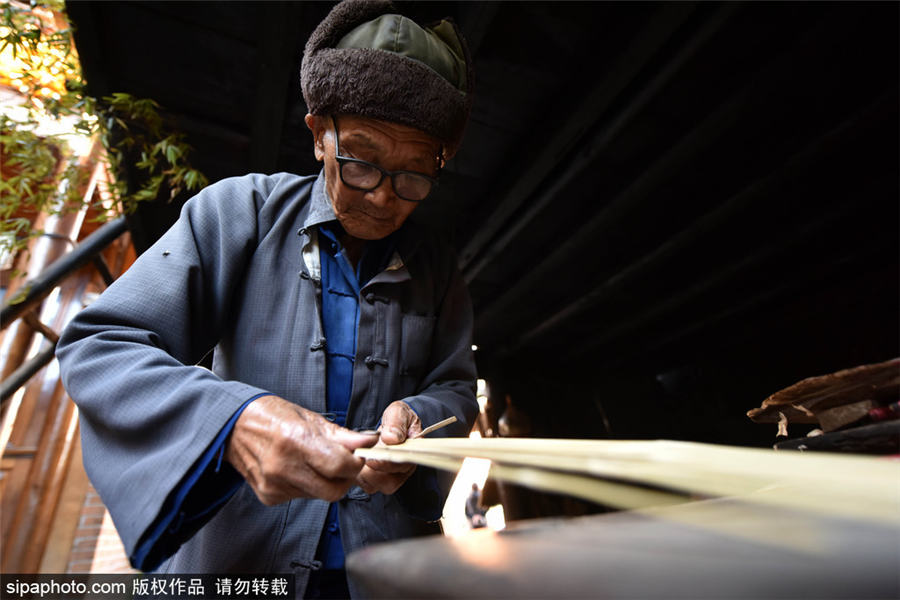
xmin=305 ymin=113 xmax=326 ymax=162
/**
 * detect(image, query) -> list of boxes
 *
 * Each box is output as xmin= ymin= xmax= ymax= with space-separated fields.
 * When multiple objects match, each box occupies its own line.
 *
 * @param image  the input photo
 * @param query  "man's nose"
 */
xmin=366 ymin=177 xmax=395 ymax=207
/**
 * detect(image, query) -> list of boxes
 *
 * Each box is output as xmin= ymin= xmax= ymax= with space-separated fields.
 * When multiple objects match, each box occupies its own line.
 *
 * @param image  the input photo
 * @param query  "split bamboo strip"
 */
xmin=361 ymin=445 xmax=691 ymax=511
xmin=356 ymin=438 xmax=900 ymax=524
xmin=413 ymin=416 xmax=457 ymax=438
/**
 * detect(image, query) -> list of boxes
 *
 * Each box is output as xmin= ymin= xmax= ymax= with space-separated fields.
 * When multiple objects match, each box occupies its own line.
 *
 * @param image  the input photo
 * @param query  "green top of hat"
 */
xmin=337 ymin=14 xmax=467 ymax=92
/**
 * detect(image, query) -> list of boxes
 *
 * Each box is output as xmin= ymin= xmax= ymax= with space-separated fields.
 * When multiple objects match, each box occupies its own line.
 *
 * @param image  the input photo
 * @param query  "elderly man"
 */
xmin=55 ymin=1 xmax=477 ymax=597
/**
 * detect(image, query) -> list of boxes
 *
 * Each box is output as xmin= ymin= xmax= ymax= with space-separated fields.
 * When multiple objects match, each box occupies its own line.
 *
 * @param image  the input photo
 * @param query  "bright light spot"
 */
xmin=471 ymin=344 xmax=478 ymax=352
xmin=469 ymin=430 xmax=482 ymax=439
xmin=485 ymin=504 xmax=506 ymax=530
xmin=44 ymin=354 xmax=60 ymax=381
xmin=25 ymin=325 xmax=45 ymax=360
xmin=441 ymin=457 xmax=501 ymax=537
xmin=0 ymin=387 xmax=28 ymax=458
xmin=0 ymin=105 xmax=94 ymax=157
xmin=476 ymin=394 xmax=488 ymax=412
xmin=39 ymin=287 xmax=62 ymax=321
xmin=0 ymin=6 xmax=92 ymax=155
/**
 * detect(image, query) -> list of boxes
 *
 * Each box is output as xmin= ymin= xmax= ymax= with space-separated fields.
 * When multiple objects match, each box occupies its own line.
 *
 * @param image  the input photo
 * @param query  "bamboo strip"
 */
xmin=360 ymin=445 xmax=691 ymax=511
xmin=371 ymin=438 xmax=898 ymax=492
xmin=413 ymin=416 xmax=457 ymax=438
xmin=356 ymin=438 xmax=900 ymax=524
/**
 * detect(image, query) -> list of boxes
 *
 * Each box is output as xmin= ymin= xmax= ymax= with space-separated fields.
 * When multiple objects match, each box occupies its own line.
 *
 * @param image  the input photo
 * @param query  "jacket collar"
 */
xmin=302 ymin=170 xmax=339 ymax=230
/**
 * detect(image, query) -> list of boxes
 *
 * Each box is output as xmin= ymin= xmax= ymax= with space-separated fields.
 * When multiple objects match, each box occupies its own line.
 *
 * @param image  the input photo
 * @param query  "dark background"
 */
xmin=67 ymin=1 xmax=899 ymax=448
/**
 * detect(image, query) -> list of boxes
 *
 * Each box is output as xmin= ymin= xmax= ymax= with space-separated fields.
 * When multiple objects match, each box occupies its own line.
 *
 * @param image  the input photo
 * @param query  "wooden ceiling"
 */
xmin=67 ymin=1 xmax=899 ymax=445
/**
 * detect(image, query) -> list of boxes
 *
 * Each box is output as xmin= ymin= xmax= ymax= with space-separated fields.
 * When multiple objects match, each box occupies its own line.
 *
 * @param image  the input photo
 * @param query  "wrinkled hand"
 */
xmin=356 ymin=401 xmax=421 ymax=495
xmin=225 ymin=395 xmax=378 ymax=505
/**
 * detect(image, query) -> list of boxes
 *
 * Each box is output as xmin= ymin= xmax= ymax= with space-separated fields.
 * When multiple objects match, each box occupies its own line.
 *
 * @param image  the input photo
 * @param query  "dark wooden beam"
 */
xmin=631 ymin=242 xmax=892 ymax=370
xmin=455 ymin=1 xmax=502 ymax=58
xmin=65 ymin=2 xmax=111 ymax=96
xmin=249 ymin=2 xmax=309 ymax=173
xmin=492 ymin=89 xmax=896 ymax=359
xmin=472 ymin=5 xmax=853 ymax=349
xmin=459 ymin=2 xmax=734 ymax=281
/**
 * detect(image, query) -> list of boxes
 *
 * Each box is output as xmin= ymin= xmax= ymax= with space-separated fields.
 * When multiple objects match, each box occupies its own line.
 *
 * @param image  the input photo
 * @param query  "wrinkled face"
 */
xmin=306 ymin=113 xmax=442 ymax=240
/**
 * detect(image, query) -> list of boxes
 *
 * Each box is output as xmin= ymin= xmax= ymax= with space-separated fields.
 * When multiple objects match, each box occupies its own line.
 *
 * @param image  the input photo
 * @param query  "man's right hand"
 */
xmin=225 ymin=395 xmax=378 ymax=505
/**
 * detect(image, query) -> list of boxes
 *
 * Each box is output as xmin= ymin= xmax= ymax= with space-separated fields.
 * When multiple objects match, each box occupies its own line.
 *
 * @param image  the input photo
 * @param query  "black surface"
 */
xmin=775 ymin=421 xmax=900 ymax=454
xmin=347 ymin=499 xmax=900 ymax=599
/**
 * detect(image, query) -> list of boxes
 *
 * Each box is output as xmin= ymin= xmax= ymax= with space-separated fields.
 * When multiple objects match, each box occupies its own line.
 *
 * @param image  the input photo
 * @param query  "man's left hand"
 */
xmin=356 ymin=401 xmax=421 ymax=494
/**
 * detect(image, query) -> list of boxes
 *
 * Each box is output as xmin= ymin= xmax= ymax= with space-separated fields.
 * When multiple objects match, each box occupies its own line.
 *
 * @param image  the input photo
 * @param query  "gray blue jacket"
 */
xmin=56 ymin=172 xmax=478 ymax=597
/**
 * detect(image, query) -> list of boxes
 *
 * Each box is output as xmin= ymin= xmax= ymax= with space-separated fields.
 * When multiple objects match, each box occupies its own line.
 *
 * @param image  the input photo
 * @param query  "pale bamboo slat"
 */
xmin=357 ymin=437 xmax=900 ymax=523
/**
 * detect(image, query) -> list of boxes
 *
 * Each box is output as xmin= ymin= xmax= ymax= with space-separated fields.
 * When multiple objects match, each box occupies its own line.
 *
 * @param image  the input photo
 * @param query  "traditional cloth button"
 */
xmin=365 ymin=356 xmax=388 ymax=368
xmin=365 ymin=293 xmax=389 ymax=304
xmin=290 ymin=560 xmax=322 ymax=571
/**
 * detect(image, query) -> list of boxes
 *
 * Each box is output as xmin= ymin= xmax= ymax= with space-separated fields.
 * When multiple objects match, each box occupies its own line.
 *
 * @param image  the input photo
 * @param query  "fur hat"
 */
xmin=301 ymin=0 xmax=474 ymax=158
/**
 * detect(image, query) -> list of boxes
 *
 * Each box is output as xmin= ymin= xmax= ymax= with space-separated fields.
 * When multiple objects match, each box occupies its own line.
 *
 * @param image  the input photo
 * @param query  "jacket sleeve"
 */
xmin=56 ymin=175 xmax=276 ymax=570
xmin=401 ymin=245 xmax=478 ymax=433
xmin=395 ymin=247 xmax=479 ymax=519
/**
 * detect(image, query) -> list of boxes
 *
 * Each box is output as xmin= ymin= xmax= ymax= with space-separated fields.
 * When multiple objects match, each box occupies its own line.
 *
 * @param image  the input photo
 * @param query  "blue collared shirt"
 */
xmin=316 ymin=221 xmax=395 ymax=569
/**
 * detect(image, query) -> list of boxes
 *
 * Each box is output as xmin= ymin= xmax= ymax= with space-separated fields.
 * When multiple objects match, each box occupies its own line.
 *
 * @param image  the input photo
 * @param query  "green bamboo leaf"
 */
xmin=165 ymin=144 xmax=180 ymax=164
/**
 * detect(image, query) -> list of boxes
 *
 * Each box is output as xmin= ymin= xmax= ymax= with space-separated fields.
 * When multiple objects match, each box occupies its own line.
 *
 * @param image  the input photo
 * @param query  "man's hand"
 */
xmin=356 ymin=401 xmax=421 ymax=495
xmin=225 ymin=395 xmax=378 ymax=505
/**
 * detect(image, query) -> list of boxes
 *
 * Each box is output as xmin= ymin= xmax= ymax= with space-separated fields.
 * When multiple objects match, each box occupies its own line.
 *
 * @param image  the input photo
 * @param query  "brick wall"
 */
xmin=66 ymin=485 xmax=135 ymax=574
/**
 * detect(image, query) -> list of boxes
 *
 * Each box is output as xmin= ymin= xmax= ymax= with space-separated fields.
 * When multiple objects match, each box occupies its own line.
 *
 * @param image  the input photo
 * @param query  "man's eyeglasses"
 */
xmin=332 ymin=118 xmax=440 ymax=202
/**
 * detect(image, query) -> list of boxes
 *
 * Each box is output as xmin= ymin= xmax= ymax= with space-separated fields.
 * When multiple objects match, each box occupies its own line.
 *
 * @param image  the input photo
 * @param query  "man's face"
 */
xmin=306 ymin=113 xmax=442 ymax=241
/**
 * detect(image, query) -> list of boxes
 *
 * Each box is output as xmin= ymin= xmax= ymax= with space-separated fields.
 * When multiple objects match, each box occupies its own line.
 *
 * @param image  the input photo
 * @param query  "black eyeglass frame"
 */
xmin=331 ymin=118 xmax=441 ymax=203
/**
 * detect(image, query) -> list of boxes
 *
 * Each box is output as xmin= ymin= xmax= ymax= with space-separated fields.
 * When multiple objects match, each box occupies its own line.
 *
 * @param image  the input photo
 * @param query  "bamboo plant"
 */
xmin=0 ymin=0 xmax=208 ymax=283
